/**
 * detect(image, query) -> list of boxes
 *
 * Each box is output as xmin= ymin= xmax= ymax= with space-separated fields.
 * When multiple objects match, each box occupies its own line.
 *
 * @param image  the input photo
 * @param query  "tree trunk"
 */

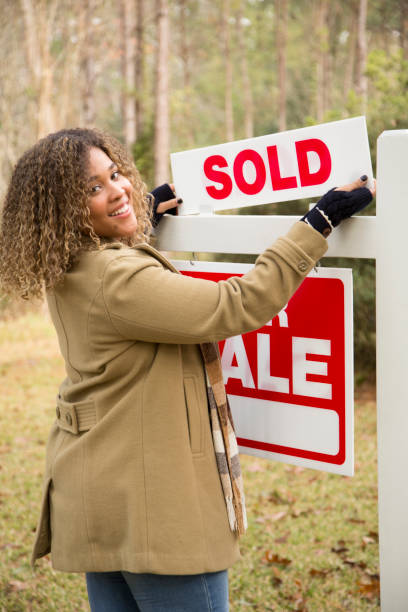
xmin=222 ymin=0 xmax=234 ymax=141
xmin=399 ymin=0 xmax=408 ymax=61
xmin=236 ymin=0 xmax=253 ymax=138
xmin=179 ymin=0 xmax=194 ymax=146
xmin=316 ymin=0 xmax=328 ymax=123
xmin=154 ymin=0 xmax=170 ymax=184
xmin=343 ymin=6 xmax=357 ymax=107
xmin=356 ymin=0 xmax=368 ymax=112
xmin=78 ymin=0 xmax=96 ymax=126
xmin=21 ymin=0 xmax=41 ymax=83
xmin=20 ymin=0 xmax=57 ymax=138
xmin=135 ymin=0 xmax=145 ymax=137
xmin=276 ymin=0 xmax=288 ymax=132
xmin=120 ymin=0 xmax=136 ymax=150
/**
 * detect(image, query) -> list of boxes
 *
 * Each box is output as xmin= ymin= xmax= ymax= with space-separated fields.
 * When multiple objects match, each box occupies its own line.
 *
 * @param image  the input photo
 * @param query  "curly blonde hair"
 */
xmin=0 ymin=128 xmax=152 ymax=300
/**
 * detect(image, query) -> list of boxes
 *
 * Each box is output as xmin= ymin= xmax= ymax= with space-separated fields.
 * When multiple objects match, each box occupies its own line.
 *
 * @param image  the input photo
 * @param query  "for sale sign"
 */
xmin=171 ymin=116 xmax=373 ymax=215
xmin=174 ymin=261 xmax=353 ymax=476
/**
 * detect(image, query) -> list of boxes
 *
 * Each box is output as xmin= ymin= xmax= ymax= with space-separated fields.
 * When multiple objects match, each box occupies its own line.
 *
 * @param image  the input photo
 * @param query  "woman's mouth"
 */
xmin=108 ymin=203 xmax=130 ymax=217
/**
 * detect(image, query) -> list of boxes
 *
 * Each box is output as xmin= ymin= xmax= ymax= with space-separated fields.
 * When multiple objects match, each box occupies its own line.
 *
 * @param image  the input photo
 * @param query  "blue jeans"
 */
xmin=85 ymin=569 xmax=229 ymax=612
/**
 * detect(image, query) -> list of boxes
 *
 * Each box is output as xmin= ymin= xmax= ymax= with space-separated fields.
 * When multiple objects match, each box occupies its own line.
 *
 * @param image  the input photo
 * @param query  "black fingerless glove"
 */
xmin=149 ymin=183 xmax=178 ymax=228
xmin=301 ymin=187 xmax=373 ymax=237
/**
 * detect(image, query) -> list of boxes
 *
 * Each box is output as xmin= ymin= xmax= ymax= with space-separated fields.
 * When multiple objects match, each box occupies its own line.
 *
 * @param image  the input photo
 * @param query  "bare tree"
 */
xmin=135 ymin=0 xmax=145 ymax=137
xmin=21 ymin=0 xmax=58 ymax=138
xmin=236 ymin=0 xmax=254 ymax=138
xmin=356 ymin=0 xmax=368 ymax=111
xmin=179 ymin=0 xmax=194 ymax=146
xmin=120 ymin=0 xmax=136 ymax=149
xmin=343 ymin=4 xmax=357 ymax=108
xmin=275 ymin=0 xmax=289 ymax=131
xmin=398 ymin=0 xmax=408 ymax=61
xmin=316 ymin=0 xmax=328 ymax=122
xmin=154 ymin=0 xmax=170 ymax=184
xmin=79 ymin=0 xmax=97 ymax=127
xmin=222 ymin=0 xmax=234 ymax=141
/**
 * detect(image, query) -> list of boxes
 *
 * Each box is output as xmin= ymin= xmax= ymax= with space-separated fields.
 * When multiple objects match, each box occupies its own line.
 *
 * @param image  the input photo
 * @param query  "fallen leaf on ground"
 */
xmin=362 ymin=535 xmax=376 ymax=547
xmin=364 ymin=571 xmax=380 ymax=579
xmin=14 ymin=437 xmax=30 ymax=445
xmin=275 ymin=531 xmax=290 ymax=543
xmin=357 ymin=574 xmax=380 ymax=599
xmin=294 ymin=597 xmax=308 ymax=611
xmin=271 ymin=566 xmax=283 ymax=585
xmin=309 ymin=568 xmax=332 ymax=577
xmin=270 ymin=510 xmax=288 ymax=522
xmin=246 ymin=461 xmax=265 ymax=472
xmin=291 ymin=508 xmax=310 ymax=518
xmin=263 ymin=550 xmax=292 ymax=566
xmin=331 ymin=545 xmax=349 ymax=555
xmin=343 ymin=558 xmax=367 ymax=569
xmin=7 ymin=580 xmax=28 ymax=592
xmin=268 ymin=490 xmax=295 ymax=505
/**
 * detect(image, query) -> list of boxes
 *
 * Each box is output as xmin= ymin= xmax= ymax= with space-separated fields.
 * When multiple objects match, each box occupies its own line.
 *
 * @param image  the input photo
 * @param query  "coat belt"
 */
xmin=55 ymin=397 xmax=96 ymax=435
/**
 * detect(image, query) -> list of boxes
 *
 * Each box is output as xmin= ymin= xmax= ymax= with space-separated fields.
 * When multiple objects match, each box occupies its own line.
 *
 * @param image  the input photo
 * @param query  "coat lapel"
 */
xmin=135 ymin=243 xmax=181 ymax=274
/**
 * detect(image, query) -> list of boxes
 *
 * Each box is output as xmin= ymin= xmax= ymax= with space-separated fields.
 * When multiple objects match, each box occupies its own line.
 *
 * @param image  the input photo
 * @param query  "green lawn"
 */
xmin=0 ymin=313 xmax=379 ymax=611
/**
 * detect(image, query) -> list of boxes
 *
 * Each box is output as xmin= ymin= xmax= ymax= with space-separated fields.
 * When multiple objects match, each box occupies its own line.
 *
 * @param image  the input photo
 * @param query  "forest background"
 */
xmin=1 ymin=0 xmax=407 ymax=382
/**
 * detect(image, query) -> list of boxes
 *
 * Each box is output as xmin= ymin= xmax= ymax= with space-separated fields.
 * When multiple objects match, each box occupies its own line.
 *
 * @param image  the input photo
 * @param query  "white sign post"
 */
xmin=157 ymin=126 xmax=408 ymax=610
xmin=376 ymin=131 xmax=408 ymax=611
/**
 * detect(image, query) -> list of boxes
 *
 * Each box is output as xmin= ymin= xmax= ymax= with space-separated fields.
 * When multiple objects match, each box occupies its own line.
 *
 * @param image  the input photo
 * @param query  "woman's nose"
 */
xmin=109 ymin=181 xmax=125 ymax=199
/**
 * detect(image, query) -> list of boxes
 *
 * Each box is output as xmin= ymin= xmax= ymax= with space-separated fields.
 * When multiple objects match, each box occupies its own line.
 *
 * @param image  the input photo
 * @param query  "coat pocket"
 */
xmin=183 ymin=376 xmax=204 ymax=456
xmin=31 ymin=477 xmax=52 ymax=568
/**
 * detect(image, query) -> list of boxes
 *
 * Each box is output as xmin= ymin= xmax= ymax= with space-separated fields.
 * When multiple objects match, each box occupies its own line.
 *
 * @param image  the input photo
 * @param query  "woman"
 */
xmin=0 ymin=128 xmax=374 ymax=611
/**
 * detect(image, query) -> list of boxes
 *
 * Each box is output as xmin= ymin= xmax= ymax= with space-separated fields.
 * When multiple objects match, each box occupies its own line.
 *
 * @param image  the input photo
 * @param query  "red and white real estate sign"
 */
xmin=171 ymin=116 xmax=373 ymax=215
xmin=175 ymin=261 xmax=354 ymax=476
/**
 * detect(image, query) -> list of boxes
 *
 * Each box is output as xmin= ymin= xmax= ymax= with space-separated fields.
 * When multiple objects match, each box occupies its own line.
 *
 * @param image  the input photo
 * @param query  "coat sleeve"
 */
xmin=101 ymin=222 xmax=328 ymax=344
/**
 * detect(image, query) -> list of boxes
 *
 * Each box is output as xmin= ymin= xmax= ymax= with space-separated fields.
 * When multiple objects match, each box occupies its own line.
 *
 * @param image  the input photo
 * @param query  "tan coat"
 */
xmin=31 ymin=222 xmax=327 ymax=574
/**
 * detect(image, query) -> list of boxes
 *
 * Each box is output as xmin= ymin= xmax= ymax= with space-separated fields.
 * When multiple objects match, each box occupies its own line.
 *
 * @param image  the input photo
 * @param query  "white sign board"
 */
xmin=171 ymin=116 xmax=373 ymax=214
xmin=174 ymin=261 xmax=354 ymax=476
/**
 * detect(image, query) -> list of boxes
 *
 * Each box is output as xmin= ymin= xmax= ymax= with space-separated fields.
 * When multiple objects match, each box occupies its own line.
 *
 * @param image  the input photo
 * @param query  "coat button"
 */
xmin=66 ymin=413 xmax=73 ymax=426
xmin=56 ymin=406 xmax=60 ymax=419
xmin=298 ymin=260 xmax=308 ymax=272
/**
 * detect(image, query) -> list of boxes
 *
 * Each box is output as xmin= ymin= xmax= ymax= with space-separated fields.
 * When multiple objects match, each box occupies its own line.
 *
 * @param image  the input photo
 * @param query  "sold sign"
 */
xmin=174 ymin=261 xmax=354 ymax=476
xmin=171 ymin=116 xmax=373 ymax=214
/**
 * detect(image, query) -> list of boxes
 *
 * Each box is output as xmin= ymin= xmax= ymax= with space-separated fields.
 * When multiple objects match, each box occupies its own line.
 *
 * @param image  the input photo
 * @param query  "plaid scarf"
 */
xmin=200 ymin=342 xmax=247 ymax=536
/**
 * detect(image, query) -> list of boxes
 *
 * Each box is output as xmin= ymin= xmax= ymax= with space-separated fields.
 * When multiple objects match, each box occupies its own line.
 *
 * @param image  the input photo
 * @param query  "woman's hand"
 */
xmin=150 ymin=183 xmax=183 ymax=227
xmin=335 ymin=175 xmax=376 ymax=197
xmin=301 ymin=175 xmax=375 ymax=237
xmin=155 ymin=184 xmax=182 ymax=214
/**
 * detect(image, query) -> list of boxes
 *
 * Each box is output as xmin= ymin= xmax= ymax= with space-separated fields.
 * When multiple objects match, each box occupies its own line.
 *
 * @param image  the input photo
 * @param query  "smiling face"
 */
xmin=86 ymin=146 xmax=138 ymax=238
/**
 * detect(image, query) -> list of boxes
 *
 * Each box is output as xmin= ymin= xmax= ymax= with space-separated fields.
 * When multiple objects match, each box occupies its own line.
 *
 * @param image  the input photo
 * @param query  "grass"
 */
xmin=0 ymin=312 xmax=379 ymax=611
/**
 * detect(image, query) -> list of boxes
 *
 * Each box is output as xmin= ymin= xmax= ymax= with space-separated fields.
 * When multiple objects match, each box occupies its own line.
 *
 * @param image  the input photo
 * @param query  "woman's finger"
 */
xmin=334 ymin=175 xmax=369 ymax=192
xmin=156 ymin=197 xmax=182 ymax=214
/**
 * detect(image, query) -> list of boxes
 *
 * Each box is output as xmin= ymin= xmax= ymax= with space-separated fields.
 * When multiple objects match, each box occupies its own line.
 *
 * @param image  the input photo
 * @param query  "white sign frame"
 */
xmin=158 ymin=129 xmax=408 ymax=609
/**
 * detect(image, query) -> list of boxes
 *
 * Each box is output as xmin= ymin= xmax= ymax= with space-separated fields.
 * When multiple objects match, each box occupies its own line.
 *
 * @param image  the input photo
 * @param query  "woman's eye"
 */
xmin=90 ymin=185 xmax=101 ymax=194
xmin=112 ymin=171 xmax=120 ymax=180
